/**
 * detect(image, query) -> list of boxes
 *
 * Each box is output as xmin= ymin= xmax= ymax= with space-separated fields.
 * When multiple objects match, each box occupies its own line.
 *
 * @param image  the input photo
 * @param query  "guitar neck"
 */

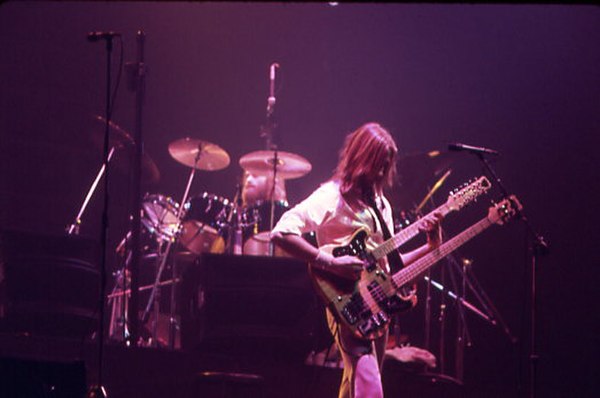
xmin=392 ymin=216 xmax=493 ymax=288
xmin=371 ymin=203 xmax=452 ymax=260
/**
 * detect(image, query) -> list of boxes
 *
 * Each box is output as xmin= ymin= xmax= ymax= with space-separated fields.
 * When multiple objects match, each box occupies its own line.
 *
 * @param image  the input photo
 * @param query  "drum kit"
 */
xmin=90 ymin=117 xmax=312 ymax=347
xmin=131 ymin=139 xmax=312 ymax=260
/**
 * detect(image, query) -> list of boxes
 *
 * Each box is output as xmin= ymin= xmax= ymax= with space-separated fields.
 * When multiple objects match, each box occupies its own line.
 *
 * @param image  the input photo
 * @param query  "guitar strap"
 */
xmin=368 ymin=196 xmax=405 ymax=273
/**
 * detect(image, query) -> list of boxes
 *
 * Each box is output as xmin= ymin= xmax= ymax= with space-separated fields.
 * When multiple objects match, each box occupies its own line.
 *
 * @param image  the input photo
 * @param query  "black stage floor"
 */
xmin=0 ymin=332 xmax=466 ymax=398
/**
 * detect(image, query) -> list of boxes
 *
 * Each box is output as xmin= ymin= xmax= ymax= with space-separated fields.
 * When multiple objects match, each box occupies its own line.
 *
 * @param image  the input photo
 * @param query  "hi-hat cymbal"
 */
xmin=91 ymin=115 xmax=160 ymax=185
xmin=168 ymin=137 xmax=230 ymax=171
xmin=239 ymin=150 xmax=312 ymax=180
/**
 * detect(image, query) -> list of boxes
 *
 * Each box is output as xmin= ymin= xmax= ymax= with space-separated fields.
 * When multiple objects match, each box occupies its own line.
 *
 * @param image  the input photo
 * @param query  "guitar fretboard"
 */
xmin=371 ymin=176 xmax=490 ymax=261
xmin=371 ymin=203 xmax=452 ymax=260
xmin=392 ymin=216 xmax=493 ymax=288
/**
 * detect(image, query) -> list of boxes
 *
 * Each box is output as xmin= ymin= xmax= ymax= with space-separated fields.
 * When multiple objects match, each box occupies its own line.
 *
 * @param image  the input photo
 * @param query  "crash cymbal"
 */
xmin=414 ymin=169 xmax=452 ymax=214
xmin=391 ymin=150 xmax=458 ymax=211
xmin=91 ymin=115 xmax=160 ymax=185
xmin=92 ymin=115 xmax=134 ymax=149
xmin=168 ymin=137 xmax=230 ymax=171
xmin=139 ymin=152 xmax=161 ymax=185
xmin=239 ymin=150 xmax=312 ymax=180
xmin=397 ymin=150 xmax=454 ymax=176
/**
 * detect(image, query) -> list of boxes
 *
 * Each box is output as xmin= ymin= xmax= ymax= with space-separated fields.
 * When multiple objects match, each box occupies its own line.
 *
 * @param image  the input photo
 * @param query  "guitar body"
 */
xmin=309 ymin=229 xmax=415 ymax=341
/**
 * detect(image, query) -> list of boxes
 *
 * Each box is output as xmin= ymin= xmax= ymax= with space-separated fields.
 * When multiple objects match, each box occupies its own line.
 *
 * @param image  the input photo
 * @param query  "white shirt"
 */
xmin=272 ymin=180 xmax=394 ymax=256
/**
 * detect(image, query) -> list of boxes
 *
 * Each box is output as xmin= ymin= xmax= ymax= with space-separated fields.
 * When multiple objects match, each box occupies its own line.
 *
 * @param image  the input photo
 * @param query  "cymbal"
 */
xmin=139 ymin=152 xmax=161 ymax=185
xmin=92 ymin=115 xmax=134 ymax=149
xmin=239 ymin=150 xmax=312 ymax=180
xmin=391 ymin=150 xmax=458 ymax=211
xmin=398 ymin=150 xmax=454 ymax=173
xmin=168 ymin=137 xmax=230 ymax=171
xmin=414 ymin=169 xmax=452 ymax=214
xmin=91 ymin=115 xmax=160 ymax=185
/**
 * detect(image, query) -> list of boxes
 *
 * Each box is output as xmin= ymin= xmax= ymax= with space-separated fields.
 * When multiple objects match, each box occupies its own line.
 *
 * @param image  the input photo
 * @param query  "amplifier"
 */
xmin=179 ymin=253 xmax=332 ymax=358
xmin=0 ymin=229 xmax=100 ymax=338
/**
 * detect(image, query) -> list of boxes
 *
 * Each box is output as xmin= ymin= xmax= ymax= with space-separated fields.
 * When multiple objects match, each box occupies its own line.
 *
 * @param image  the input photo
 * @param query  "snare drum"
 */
xmin=242 ymin=200 xmax=290 ymax=256
xmin=180 ymin=192 xmax=232 ymax=254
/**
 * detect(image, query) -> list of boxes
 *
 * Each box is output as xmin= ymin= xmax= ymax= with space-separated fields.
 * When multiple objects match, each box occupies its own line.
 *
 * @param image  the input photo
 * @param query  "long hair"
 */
xmin=334 ymin=122 xmax=398 ymax=200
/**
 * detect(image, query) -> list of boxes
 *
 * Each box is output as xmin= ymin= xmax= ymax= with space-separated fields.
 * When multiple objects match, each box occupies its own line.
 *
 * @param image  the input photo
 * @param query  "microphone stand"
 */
xmin=260 ymin=62 xmax=279 ymax=257
xmin=259 ymin=111 xmax=277 ymax=256
xmin=86 ymin=32 xmax=116 ymax=398
xmin=473 ymin=152 xmax=549 ymax=398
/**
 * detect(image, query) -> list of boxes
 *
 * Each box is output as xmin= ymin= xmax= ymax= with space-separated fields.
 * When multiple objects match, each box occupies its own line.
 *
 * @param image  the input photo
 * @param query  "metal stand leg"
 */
xmin=67 ymin=147 xmax=116 ymax=235
xmin=168 ymin=254 xmax=180 ymax=349
xmin=140 ymin=146 xmax=203 ymax=348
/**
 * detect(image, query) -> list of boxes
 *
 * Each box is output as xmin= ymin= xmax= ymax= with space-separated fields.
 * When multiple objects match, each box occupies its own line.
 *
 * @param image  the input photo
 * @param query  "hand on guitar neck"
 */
xmin=401 ymin=211 xmax=444 ymax=266
xmin=422 ymin=212 xmax=444 ymax=248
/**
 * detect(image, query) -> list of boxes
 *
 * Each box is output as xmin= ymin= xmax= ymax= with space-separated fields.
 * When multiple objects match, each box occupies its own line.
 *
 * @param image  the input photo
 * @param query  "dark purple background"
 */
xmin=1 ymin=3 xmax=598 ymax=397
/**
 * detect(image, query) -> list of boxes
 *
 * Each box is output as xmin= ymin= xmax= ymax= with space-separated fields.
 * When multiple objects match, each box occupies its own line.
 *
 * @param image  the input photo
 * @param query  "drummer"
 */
xmin=239 ymin=171 xmax=289 ymax=256
xmin=241 ymin=171 xmax=287 ymax=207
xmin=236 ymin=149 xmax=311 ymax=256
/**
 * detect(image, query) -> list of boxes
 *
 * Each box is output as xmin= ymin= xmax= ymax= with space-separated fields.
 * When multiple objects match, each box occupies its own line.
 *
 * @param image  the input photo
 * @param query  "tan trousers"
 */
xmin=327 ymin=310 xmax=388 ymax=398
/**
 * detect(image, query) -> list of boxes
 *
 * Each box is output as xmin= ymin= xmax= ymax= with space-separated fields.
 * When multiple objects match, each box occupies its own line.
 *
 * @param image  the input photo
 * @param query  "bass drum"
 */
xmin=242 ymin=200 xmax=291 ymax=257
xmin=179 ymin=192 xmax=231 ymax=255
xmin=114 ymin=193 xmax=181 ymax=258
xmin=141 ymin=193 xmax=180 ymax=243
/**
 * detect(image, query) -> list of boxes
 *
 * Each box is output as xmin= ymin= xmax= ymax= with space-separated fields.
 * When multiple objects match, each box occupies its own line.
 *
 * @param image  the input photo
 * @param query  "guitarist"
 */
xmin=271 ymin=122 xmax=443 ymax=398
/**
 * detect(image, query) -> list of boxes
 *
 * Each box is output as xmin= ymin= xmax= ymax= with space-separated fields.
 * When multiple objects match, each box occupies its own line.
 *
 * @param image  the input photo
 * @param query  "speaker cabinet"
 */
xmin=179 ymin=253 xmax=331 ymax=358
xmin=0 ymin=229 xmax=100 ymax=338
xmin=0 ymin=357 xmax=86 ymax=398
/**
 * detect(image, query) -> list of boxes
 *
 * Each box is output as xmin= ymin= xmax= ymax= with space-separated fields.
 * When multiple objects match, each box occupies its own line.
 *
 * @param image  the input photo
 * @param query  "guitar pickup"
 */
xmin=358 ymin=321 xmax=374 ymax=337
xmin=376 ymin=311 xmax=388 ymax=325
xmin=341 ymin=306 xmax=358 ymax=325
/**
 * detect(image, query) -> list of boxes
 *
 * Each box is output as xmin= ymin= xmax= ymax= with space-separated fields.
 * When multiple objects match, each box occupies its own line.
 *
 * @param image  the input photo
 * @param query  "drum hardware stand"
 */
xmin=423 ymin=274 xmax=493 ymax=326
xmin=413 ymin=174 xmax=516 ymax=386
xmin=108 ymin=267 xmax=130 ymax=342
xmin=66 ymin=147 xmax=117 ymax=235
xmin=267 ymin=149 xmax=279 ymax=256
xmin=125 ymin=30 xmax=147 ymax=350
xmin=108 ymin=245 xmax=180 ymax=345
xmin=141 ymin=145 xmax=202 ymax=349
xmin=107 ymin=256 xmax=181 ymax=345
xmin=225 ymin=181 xmax=244 ymax=255
xmin=108 ymin=277 xmax=181 ymax=299
xmin=420 ymin=246 xmax=515 ymax=385
xmin=465 ymin=148 xmax=548 ymax=398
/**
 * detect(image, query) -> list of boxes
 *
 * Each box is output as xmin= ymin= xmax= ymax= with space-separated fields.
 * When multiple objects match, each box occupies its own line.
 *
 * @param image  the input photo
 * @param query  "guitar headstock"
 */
xmin=487 ymin=195 xmax=523 ymax=225
xmin=446 ymin=176 xmax=492 ymax=211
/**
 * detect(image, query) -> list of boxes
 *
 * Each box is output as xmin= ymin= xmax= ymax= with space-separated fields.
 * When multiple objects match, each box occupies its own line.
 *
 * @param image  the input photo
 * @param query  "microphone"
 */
xmin=87 ymin=31 xmax=121 ymax=42
xmin=267 ymin=62 xmax=279 ymax=114
xmin=448 ymin=142 xmax=500 ymax=156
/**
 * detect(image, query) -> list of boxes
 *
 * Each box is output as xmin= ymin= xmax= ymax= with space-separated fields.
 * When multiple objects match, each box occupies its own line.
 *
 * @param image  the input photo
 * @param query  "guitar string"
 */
xmin=361 ymin=217 xmax=493 ymax=320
